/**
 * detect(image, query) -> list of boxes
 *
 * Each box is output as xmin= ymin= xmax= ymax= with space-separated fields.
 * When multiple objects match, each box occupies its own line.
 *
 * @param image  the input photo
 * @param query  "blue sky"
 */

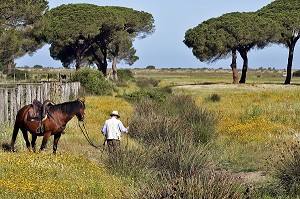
xmin=16 ymin=0 xmax=299 ymax=70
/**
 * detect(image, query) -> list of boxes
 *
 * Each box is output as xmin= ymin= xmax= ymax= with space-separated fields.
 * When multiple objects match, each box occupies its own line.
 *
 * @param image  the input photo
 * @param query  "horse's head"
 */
xmin=76 ymin=99 xmax=85 ymax=122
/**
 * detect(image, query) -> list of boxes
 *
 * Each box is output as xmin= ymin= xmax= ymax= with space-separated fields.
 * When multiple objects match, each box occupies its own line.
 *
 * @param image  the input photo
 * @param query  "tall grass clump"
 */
xmin=130 ymin=95 xmax=216 ymax=145
xmin=140 ymin=170 xmax=251 ymax=199
xmin=122 ymin=87 xmax=171 ymax=102
xmin=205 ymin=93 xmax=221 ymax=102
xmin=272 ymin=141 xmax=300 ymax=196
xmin=115 ymin=69 xmax=134 ymax=87
xmin=128 ymin=95 xmax=215 ymax=177
xmin=136 ymin=77 xmax=159 ymax=88
xmin=72 ymin=68 xmax=113 ymax=95
xmin=107 ymin=94 xmax=248 ymax=198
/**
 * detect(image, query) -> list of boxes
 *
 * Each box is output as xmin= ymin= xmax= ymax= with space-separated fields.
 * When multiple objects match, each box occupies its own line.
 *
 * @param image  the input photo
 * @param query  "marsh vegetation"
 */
xmin=1 ymin=68 xmax=300 ymax=198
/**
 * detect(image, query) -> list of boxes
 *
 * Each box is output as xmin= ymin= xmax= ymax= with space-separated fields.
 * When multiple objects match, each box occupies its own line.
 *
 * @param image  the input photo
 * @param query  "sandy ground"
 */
xmin=176 ymin=83 xmax=300 ymax=91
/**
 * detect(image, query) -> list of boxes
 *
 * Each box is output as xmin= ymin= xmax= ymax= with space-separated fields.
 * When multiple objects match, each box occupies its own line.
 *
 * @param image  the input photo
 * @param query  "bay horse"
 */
xmin=9 ymin=99 xmax=85 ymax=154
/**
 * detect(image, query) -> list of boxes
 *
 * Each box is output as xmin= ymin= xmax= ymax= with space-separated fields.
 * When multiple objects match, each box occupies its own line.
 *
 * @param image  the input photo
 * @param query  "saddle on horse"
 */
xmin=28 ymin=99 xmax=54 ymax=133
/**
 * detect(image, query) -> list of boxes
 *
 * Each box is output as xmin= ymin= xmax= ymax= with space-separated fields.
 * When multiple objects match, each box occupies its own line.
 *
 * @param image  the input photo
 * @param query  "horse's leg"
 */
xmin=53 ymin=132 xmax=62 ymax=154
xmin=31 ymin=134 xmax=37 ymax=153
xmin=40 ymin=132 xmax=51 ymax=152
xmin=21 ymin=128 xmax=31 ymax=151
xmin=10 ymin=121 xmax=20 ymax=152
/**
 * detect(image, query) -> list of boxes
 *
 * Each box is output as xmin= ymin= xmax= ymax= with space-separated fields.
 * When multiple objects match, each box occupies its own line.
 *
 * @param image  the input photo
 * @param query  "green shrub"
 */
xmin=146 ymin=65 xmax=155 ymax=69
xmin=136 ymin=77 xmax=159 ymax=88
xmin=205 ymin=93 xmax=221 ymax=102
xmin=122 ymin=87 xmax=171 ymax=102
xmin=117 ymin=69 xmax=134 ymax=81
xmin=72 ymin=68 xmax=113 ymax=95
xmin=6 ymin=69 xmax=30 ymax=80
xmin=48 ymin=73 xmax=57 ymax=79
xmin=293 ymin=70 xmax=300 ymax=77
xmin=114 ymin=69 xmax=134 ymax=87
xmin=33 ymin=65 xmax=43 ymax=69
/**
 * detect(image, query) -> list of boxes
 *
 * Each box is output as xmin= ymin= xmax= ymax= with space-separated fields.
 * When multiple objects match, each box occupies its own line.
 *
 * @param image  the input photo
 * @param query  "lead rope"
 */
xmin=78 ymin=121 xmax=103 ymax=149
xmin=125 ymin=118 xmax=129 ymax=150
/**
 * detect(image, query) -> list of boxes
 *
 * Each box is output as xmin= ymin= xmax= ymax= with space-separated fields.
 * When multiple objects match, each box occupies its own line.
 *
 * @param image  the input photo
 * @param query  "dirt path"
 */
xmin=231 ymin=171 xmax=268 ymax=184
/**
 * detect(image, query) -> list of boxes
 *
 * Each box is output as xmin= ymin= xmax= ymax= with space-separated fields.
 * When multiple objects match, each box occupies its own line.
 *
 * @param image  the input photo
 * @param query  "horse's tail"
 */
xmin=10 ymin=105 xmax=30 ymax=151
xmin=9 ymin=120 xmax=20 ymax=151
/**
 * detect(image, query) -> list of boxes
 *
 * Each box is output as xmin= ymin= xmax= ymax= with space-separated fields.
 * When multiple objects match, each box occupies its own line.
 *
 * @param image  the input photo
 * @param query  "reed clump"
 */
xmin=106 ymin=94 xmax=249 ymax=198
xmin=271 ymin=141 xmax=300 ymax=196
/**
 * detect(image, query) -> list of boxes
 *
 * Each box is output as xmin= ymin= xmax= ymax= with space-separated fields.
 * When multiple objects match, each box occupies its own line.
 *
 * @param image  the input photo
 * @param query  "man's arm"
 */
xmin=118 ymin=121 xmax=128 ymax=133
xmin=101 ymin=121 xmax=107 ymax=136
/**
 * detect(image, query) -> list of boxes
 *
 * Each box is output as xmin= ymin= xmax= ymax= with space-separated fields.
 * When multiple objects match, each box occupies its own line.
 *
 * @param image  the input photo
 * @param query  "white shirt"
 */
xmin=101 ymin=117 xmax=128 ymax=140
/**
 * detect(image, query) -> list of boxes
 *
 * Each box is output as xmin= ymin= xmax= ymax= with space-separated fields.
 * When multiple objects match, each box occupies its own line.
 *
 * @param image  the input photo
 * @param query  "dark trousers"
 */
xmin=107 ymin=139 xmax=120 ymax=154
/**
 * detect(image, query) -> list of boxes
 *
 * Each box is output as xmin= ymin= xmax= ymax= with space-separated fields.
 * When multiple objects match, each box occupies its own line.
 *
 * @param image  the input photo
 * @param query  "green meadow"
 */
xmin=1 ymin=68 xmax=300 ymax=198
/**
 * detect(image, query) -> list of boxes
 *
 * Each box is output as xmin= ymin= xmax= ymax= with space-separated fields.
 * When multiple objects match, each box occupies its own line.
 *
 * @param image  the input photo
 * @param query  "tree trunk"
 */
xmin=75 ymin=38 xmax=94 ymax=70
xmin=75 ymin=51 xmax=82 ymax=70
xmin=6 ymin=55 xmax=14 ymax=74
xmin=285 ymin=46 xmax=294 ymax=84
xmin=238 ymin=50 xmax=248 ymax=84
xmin=112 ymin=56 xmax=118 ymax=81
xmin=95 ymin=59 xmax=107 ymax=76
xmin=284 ymin=37 xmax=299 ymax=84
xmin=230 ymin=49 xmax=239 ymax=84
xmin=100 ymin=47 xmax=108 ymax=76
xmin=91 ymin=47 xmax=108 ymax=76
xmin=102 ymin=59 xmax=108 ymax=77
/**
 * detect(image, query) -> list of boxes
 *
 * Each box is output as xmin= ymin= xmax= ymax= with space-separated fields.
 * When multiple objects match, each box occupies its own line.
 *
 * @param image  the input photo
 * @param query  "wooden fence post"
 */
xmin=0 ymin=82 xmax=81 ymax=124
xmin=0 ymin=90 xmax=4 ymax=124
xmin=10 ymin=88 xmax=16 ymax=124
xmin=37 ymin=86 xmax=41 ymax=102
xmin=26 ymin=85 xmax=31 ymax=105
xmin=4 ymin=89 xmax=8 ymax=123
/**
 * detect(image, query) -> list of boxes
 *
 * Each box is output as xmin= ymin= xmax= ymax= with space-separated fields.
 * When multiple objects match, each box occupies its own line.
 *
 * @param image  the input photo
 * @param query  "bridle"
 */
xmin=76 ymin=99 xmax=85 ymax=121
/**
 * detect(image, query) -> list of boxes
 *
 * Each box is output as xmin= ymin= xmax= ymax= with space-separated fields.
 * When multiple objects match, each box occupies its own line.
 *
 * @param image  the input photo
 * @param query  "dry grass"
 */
xmin=2 ymin=68 xmax=300 ymax=198
xmin=132 ymin=68 xmax=300 ymax=86
xmin=174 ymin=82 xmax=300 ymax=173
xmin=0 ymin=95 xmax=135 ymax=199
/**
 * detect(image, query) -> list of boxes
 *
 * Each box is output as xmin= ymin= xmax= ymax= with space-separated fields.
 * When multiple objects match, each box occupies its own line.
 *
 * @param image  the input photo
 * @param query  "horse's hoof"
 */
xmin=1 ymin=143 xmax=12 ymax=152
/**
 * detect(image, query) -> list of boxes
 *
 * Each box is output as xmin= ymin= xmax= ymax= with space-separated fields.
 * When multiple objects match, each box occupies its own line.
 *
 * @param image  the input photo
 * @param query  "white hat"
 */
xmin=110 ymin=111 xmax=120 ymax=118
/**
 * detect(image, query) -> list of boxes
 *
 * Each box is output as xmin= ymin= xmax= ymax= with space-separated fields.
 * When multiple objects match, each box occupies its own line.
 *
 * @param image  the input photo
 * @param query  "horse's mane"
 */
xmin=50 ymin=100 xmax=84 ymax=114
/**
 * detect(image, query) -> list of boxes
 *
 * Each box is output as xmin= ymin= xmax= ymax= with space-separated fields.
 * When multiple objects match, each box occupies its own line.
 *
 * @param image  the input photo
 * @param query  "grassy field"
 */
xmin=132 ymin=68 xmax=300 ymax=86
xmin=1 ymin=68 xmax=300 ymax=198
xmin=0 ymin=96 xmax=135 ymax=198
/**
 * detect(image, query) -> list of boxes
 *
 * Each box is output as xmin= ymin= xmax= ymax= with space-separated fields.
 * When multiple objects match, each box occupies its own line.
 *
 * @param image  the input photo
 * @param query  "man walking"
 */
xmin=101 ymin=111 xmax=129 ymax=154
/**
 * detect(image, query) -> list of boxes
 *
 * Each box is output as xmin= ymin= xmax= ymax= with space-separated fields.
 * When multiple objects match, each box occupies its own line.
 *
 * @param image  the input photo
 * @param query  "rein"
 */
xmin=47 ymin=111 xmax=65 ymax=131
xmin=125 ymin=118 xmax=129 ymax=150
xmin=78 ymin=121 xmax=103 ymax=149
